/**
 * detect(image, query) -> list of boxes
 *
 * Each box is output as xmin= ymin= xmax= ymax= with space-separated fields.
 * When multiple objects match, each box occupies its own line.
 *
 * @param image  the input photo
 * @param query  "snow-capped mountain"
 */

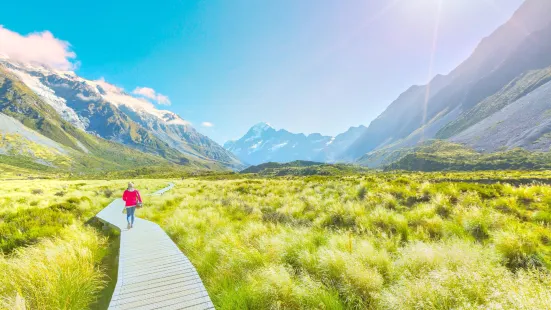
xmin=224 ymin=122 xmax=366 ymax=165
xmin=0 ymin=65 xmax=210 ymax=173
xmin=0 ymin=58 xmax=243 ymax=169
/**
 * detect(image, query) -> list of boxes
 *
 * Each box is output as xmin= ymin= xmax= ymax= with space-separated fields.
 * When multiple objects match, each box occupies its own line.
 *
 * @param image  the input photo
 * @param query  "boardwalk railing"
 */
xmin=96 ymin=183 xmax=214 ymax=310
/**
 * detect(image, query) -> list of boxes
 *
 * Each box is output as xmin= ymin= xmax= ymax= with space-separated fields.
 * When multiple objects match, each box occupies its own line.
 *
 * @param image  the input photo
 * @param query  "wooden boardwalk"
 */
xmin=96 ymin=183 xmax=214 ymax=310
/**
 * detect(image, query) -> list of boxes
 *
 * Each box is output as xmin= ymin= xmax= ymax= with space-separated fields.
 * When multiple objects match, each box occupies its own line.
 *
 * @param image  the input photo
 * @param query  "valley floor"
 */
xmin=1 ymin=172 xmax=551 ymax=309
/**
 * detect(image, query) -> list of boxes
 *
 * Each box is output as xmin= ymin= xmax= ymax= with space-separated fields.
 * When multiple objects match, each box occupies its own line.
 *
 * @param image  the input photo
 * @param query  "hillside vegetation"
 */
xmin=380 ymin=140 xmax=551 ymax=171
xmin=241 ymin=160 xmax=369 ymax=176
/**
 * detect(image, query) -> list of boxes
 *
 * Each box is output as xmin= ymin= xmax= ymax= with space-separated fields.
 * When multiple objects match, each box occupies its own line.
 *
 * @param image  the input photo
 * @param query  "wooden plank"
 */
xmin=95 ymin=183 xmax=214 ymax=310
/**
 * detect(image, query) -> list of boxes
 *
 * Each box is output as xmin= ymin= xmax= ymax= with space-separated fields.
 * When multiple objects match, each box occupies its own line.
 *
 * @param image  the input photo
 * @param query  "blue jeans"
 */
xmin=126 ymin=206 xmax=136 ymax=225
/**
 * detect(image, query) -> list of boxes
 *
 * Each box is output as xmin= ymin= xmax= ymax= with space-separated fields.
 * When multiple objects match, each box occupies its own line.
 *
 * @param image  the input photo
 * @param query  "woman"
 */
xmin=122 ymin=182 xmax=142 ymax=229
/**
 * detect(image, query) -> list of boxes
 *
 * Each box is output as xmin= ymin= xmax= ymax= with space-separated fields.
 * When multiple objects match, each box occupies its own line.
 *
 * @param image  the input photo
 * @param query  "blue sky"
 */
xmin=0 ymin=0 xmax=523 ymax=144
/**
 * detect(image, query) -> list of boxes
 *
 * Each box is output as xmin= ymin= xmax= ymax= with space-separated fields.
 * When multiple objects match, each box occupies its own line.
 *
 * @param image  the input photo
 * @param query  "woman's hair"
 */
xmin=128 ymin=182 xmax=134 ymax=189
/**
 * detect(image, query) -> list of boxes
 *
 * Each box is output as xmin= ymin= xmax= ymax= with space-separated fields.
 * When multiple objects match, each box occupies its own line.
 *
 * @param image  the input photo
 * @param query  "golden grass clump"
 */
xmin=0 ymin=225 xmax=107 ymax=310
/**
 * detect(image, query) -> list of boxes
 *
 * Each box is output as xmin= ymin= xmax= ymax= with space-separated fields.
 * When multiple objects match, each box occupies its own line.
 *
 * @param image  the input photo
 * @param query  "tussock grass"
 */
xmin=0 ymin=225 xmax=106 ymax=310
xmin=2 ymin=173 xmax=551 ymax=309
xmin=139 ymin=172 xmax=551 ymax=309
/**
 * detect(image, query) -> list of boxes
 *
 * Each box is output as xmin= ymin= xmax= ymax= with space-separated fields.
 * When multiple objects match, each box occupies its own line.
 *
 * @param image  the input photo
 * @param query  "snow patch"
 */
xmin=270 ymin=141 xmax=288 ymax=151
xmin=3 ymin=59 xmax=191 ymax=129
xmin=250 ymin=140 xmax=263 ymax=149
xmin=6 ymin=66 xmax=87 ymax=130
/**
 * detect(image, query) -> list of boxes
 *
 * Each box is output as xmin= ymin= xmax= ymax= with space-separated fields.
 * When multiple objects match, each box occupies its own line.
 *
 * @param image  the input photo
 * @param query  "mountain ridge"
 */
xmin=346 ymin=0 xmax=551 ymax=165
xmin=0 ymin=66 xmax=226 ymax=174
xmin=224 ymin=122 xmax=366 ymax=165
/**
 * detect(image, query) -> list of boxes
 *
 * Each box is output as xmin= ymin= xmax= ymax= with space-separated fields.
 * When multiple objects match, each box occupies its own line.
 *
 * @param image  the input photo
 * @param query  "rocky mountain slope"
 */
xmin=224 ymin=123 xmax=366 ymax=165
xmin=450 ymin=72 xmax=551 ymax=151
xmin=350 ymin=0 xmax=551 ymax=166
xmin=0 ymin=65 xmax=226 ymax=173
xmin=0 ymin=57 xmax=243 ymax=170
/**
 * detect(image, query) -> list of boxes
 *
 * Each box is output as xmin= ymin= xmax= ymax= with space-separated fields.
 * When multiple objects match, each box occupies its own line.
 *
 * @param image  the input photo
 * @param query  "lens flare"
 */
xmin=421 ymin=0 xmax=443 ymax=142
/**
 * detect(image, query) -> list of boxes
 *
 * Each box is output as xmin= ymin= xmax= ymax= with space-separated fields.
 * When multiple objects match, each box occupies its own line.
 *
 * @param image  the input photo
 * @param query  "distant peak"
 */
xmin=350 ymin=124 xmax=367 ymax=130
xmin=252 ymin=122 xmax=273 ymax=131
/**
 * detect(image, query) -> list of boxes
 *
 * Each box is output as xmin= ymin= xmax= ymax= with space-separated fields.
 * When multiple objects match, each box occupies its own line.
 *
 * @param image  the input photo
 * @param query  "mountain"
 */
xmin=346 ymin=0 xmax=551 ymax=164
xmin=0 ymin=66 xmax=226 ymax=175
xmin=448 ymin=68 xmax=551 ymax=152
xmin=224 ymin=123 xmax=366 ymax=165
xmin=0 ymin=57 xmax=243 ymax=170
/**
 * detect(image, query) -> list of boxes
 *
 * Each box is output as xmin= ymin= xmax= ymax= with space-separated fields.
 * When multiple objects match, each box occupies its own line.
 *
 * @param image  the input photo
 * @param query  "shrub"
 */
xmin=0 ymin=207 xmax=75 ymax=253
xmin=356 ymin=186 xmax=367 ymax=200
xmin=102 ymin=188 xmax=114 ymax=198
xmin=494 ymin=231 xmax=545 ymax=271
xmin=30 ymin=189 xmax=43 ymax=195
xmin=322 ymin=213 xmax=356 ymax=229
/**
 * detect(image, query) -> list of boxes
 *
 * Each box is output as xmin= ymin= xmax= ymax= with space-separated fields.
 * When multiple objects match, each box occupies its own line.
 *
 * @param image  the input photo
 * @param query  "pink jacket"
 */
xmin=122 ymin=190 xmax=142 ymax=207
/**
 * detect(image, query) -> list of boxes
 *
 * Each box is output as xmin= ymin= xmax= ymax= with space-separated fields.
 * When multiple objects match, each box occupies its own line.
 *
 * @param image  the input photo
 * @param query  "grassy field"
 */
xmin=141 ymin=172 xmax=551 ymax=309
xmin=1 ymin=172 xmax=551 ymax=309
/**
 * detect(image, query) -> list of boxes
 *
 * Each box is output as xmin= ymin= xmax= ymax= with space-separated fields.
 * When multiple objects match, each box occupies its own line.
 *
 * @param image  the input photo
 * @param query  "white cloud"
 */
xmin=132 ymin=86 xmax=171 ymax=106
xmin=201 ymin=122 xmax=214 ymax=128
xmin=0 ymin=25 xmax=76 ymax=70
xmin=156 ymin=94 xmax=171 ymax=105
xmin=132 ymin=86 xmax=156 ymax=99
xmin=86 ymin=78 xmax=190 ymax=126
xmin=94 ymin=79 xmax=157 ymax=111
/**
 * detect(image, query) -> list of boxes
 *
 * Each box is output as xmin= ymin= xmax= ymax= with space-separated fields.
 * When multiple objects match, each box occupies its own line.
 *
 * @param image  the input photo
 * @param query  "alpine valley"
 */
xmin=2 ymin=0 xmax=551 ymax=174
xmin=226 ymin=0 xmax=551 ymax=170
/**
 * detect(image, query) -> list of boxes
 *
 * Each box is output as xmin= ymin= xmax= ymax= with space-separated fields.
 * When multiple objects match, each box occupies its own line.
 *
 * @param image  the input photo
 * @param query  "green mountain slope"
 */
xmin=383 ymin=140 xmax=551 ymax=171
xmin=241 ymin=160 xmax=369 ymax=176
